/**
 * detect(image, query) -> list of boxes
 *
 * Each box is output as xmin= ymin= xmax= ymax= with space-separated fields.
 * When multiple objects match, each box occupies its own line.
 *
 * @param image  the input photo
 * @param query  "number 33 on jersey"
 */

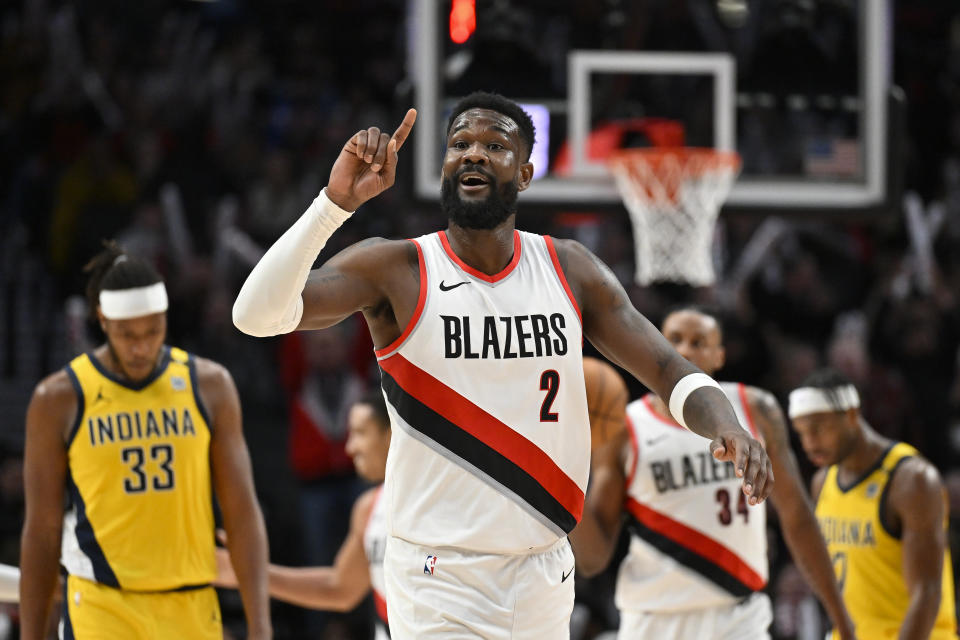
xmin=62 ymin=346 xmax=216 ymax=591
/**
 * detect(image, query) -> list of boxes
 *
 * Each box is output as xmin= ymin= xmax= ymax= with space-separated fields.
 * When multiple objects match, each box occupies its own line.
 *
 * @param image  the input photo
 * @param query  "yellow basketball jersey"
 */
xmin=816 ymin=442 xmax=958 ymax=640
xmin=61 ymin=347 xmax=216 ymax=591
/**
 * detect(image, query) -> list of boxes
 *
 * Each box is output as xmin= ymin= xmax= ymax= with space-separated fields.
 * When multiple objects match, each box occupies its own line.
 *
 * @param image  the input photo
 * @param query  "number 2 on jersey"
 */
xmin=539 ymin=370 xmax=560 ymax=422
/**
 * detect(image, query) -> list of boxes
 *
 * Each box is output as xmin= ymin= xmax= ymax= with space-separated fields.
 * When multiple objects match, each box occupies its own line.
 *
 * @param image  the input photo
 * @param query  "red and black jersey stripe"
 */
xmin=379 ymin=354 xmax=583 ymax=534
xmin=625 ymin=497 xmax=765 ymax=598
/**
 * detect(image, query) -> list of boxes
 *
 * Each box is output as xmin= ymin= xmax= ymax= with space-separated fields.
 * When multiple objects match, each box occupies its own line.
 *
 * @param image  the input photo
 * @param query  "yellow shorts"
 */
xmin=62 ymin=574 xmax=221 ymax=640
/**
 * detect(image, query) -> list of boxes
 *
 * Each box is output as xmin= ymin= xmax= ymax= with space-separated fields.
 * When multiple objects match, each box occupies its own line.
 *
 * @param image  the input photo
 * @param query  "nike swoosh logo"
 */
xmin=645 ymin=434 xmax=669 ymax=447
xmin=561 ymin=566 xmax=574 ymax=583
xmin=439 ymin=280 xmax=471 ymax=291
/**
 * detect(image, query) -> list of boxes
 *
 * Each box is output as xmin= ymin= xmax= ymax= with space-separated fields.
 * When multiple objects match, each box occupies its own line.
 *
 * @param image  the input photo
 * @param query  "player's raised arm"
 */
xmin=232 ymin=109 xmax=417 ymax=338
xmin=556 ymin=238 xmax=773 ymax=503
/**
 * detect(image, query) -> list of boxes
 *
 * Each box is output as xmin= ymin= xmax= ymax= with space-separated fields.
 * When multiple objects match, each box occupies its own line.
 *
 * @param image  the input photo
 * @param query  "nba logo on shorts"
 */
xmin=424 ymin=555 xmax=438 ymax=575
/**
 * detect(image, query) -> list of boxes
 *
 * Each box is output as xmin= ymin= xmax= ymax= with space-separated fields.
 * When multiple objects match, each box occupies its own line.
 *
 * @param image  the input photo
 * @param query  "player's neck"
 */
xmin=94 ymin=344 xmax=164 ymax=384
xmin=837 ymin=422 xmax=890 ymax=478
xmin=445 ymin=219 xmax=517 ymax=275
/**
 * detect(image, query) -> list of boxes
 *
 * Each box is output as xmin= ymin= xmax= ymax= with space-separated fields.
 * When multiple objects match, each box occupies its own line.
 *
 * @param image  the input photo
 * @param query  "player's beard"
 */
xmin=441 ymin=169 xmax=519 ymax=230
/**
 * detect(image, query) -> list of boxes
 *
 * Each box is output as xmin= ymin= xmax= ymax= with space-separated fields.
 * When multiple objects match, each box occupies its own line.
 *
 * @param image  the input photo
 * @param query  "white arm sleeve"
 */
xmin=0 ymin=564 xmax=19 ymax=602
xmin=232 ymin=188 xmax=353 ymax=337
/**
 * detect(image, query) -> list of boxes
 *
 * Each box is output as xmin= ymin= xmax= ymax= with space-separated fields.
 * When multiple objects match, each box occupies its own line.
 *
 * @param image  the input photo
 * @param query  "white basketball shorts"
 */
xmin=384 ymin=535 xmax=576 ymax=639
xmin=618 ymin=592 xmax=772 ymax=640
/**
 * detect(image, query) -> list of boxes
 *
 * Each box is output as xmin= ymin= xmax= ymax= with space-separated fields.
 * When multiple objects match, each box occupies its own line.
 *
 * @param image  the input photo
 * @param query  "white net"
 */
xmin=609 ymin=148 xmax=741 ymax=287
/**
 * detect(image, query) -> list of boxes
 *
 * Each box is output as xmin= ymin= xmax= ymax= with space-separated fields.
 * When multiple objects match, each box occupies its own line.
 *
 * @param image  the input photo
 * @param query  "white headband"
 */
xmin=788 ymin=384 xmax=860 ymax=419
xmin=99 ymin=282 xmax=169 ymax=320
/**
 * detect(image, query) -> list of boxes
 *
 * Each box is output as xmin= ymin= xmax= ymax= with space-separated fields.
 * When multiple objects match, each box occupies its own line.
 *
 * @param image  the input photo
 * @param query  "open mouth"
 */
xmin=458 ymin=172 xmax=491 ymax=192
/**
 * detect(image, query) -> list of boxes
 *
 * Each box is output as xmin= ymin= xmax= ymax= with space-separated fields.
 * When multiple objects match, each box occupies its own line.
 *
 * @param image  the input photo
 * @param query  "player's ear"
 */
xmin=96 ymin=307 xmax=107 ymax=333
xmin=517 ymin=161 xmax=534 ymax=192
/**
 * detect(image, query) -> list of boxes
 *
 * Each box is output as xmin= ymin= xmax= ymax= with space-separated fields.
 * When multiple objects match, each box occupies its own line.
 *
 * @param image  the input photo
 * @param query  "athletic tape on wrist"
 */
xmin=668 ymin=373 xmax=722 ymax=430
xmin=788 ymin=385 xmax=859 ymax=419
xmin=99 ymin=282 xmax=168 ymax=320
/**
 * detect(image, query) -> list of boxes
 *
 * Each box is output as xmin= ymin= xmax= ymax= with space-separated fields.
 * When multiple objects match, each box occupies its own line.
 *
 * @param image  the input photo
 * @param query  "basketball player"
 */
xmin=232 ymin=92 xmax=773 ymax=638
xmin=790 ymin=369 xmax=958 ymax=640
xmin=215 ymin=359 xmax=623 ymax=640
xmin=570 ymin=307 xmax=854 ymax=639
xmin=217 ymin=391 xmax=393 ymax=640
xmin=20 ymin=244 xmax=271 ymax=639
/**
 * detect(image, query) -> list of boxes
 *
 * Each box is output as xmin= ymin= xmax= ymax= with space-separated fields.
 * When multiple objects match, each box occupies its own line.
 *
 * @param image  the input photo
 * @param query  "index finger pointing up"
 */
xmin=390 ymin=108 xmax=418 ymax=152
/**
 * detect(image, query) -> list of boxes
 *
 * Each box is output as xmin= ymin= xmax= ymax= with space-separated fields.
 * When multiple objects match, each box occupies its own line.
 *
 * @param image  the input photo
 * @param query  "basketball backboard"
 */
xmin=412 ymin=0 xmax=892 ymax=210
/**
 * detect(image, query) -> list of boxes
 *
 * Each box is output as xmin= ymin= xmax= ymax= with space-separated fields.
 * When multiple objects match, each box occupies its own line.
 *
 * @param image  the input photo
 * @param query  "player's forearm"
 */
xmin=19 ymin=527 xmax=60 ymax=640
xmin=678 ymin=385 xmax=742 ymax=441
xmin=268 ymin=565 xmax=366 ymax=611
xmin=568 ymin=513 xmax=619 ymax=577
xmin=898 ymin=583 xmax=942 ymax=640
xmin=780 ymin=508 xmax=851 ymax=632
xmin=223 ymin=504 xmax=272 ymax=638
xmin=232 ymin=189 xmax=352 ymax=337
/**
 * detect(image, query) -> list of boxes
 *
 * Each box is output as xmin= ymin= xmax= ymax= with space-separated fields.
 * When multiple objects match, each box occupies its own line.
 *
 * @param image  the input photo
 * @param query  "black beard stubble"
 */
xmin=440 ymin=171 xmax=520 ymax=230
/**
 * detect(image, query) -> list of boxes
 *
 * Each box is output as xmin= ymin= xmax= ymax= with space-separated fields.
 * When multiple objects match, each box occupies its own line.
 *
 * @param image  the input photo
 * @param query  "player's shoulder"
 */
xmin=741 ymin=385 xmax=787 ymax=443
xmin=351 ymin=485 xmax=383 ymax=530
xmin=547 ymin=237 xmax=595 ymax=269
xmin=189 ymin=356 xmax=238 ymax=405
xmin=347 ymin=236 xmax=418 ymax=264
xmin=330 ymin=237 xmax=420 ymax=282
xmin=31 ymin=368 xmax=77 ymax=406
xmin=888 ymin=452 xmax=943 ymax=499
xmin=885 ymin=450 xmax=946 ymax=527
xmin=27 ymin=368 xmax=80 ymax=438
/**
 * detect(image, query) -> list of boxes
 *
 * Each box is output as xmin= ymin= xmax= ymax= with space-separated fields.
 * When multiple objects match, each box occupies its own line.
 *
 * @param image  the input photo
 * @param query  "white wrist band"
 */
xmin=232 ymin=188 xmax=353 ymax=337
xmin=668 ymin=373 xmax=722 ymax=430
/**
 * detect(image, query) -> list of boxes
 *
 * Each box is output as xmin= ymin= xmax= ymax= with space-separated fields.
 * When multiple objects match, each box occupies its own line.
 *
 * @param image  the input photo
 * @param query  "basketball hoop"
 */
xmin=609 ymin=148 xmax=741 ymax=287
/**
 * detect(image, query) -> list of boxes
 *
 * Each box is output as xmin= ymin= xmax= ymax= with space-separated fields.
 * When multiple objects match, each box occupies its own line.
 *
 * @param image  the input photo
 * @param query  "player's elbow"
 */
xmin=232 ymin=298 xmax=283 ymax=338
xmin=232 ymin=302 xmax=267 ymax=337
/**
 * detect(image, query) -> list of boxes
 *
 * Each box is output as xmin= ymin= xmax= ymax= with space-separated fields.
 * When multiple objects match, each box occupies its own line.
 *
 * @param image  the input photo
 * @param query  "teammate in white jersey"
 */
xmin=571 ymin=307 xmax=854 ymax=639
xmin=216 ymin=392 xmax=393 ymax=639
xmin=232 ymin=92 xmax=774 ymax=638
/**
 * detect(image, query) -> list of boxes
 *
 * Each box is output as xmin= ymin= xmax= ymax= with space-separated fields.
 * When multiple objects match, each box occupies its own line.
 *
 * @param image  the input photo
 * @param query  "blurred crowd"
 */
xmin=1 ymin=1 xmax=959 ymax=638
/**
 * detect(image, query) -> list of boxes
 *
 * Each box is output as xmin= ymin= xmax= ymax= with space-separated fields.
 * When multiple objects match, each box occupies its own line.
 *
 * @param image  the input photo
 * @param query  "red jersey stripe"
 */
xmin=379 ymin=353 xmax=584 ymax=521
xmin=737 ymin=383 xmax=761 ymax=441
xmin=625 ymin=496 xmax=766 ymax=591
xmin=375 ymin=240 xmax=427 ymax=358
xmin=544 ymin=236 xmax=582 ymax=325
xmin=372 ymin=588 xmax=388 ymax=624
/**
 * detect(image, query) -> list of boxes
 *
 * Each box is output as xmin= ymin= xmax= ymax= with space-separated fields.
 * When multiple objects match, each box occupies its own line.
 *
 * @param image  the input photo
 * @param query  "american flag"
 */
xmin=804 ymin=138 xmax=860 ymax=177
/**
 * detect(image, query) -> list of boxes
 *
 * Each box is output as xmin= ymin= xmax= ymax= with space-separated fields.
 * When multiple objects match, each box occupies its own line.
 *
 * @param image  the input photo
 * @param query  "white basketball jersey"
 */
xmin=615 ymin=383 xmax=768 ymax=614
xmin=363 ymin=486 xmax=388 ymax=628
xmin=377 ymin=230 xmax=589 ymax=553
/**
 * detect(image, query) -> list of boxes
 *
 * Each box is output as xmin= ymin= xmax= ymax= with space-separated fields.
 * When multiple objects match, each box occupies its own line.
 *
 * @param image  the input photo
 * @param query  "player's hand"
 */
xmin=326 ymin=108 xmax=418 ymax=211
xmin=710 ymin=430 xmax=774 ymax=504
xmin=213 ymin=547 xmax=238 ymax=588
